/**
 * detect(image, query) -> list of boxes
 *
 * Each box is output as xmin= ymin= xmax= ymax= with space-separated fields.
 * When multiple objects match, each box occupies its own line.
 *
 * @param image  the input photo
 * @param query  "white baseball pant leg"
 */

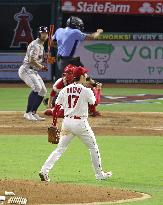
xmin=41 ymin=118 xmax=102 ymax=176
xmin=78 ymin=119 xmax=103 ymax=175
xmin=41 ymin=133 xmax=74 ymax=173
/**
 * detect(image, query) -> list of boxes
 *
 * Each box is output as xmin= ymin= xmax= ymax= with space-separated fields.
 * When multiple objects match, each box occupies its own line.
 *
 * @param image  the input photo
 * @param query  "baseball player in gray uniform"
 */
xmin=18 ymin=26 xmax=48 ymax=121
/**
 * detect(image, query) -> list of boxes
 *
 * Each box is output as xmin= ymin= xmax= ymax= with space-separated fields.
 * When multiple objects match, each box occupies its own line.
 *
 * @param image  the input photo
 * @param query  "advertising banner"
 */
xmin=75 ymin=40 xmax=163 ymax=83
xmin=61 ymin=0 xmax=163 ymax=15
xmin=0 ymin=53 xmax=51 ymax=81
xmin=97 ymin=33 xmax=163 ymax=41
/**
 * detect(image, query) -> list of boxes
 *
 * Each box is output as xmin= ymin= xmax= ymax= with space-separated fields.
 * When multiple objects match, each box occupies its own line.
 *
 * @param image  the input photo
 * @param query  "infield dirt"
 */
xmin=0 ymin=111 xmax=157 ymax=204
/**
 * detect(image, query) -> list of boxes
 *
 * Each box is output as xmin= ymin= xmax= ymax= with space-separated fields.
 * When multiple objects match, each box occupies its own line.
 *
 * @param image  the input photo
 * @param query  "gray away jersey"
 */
xmin=23 ymin=38 xmax=44 ymax=70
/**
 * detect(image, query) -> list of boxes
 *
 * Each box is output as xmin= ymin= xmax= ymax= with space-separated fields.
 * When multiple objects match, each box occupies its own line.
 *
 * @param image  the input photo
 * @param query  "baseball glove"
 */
xmin=48 ymin=126 xmax=60 ymax=144
xmin=47 ymin=56 xmax=56 ymax=64
xmin=41 ymin=66 xmax=48 ymax=71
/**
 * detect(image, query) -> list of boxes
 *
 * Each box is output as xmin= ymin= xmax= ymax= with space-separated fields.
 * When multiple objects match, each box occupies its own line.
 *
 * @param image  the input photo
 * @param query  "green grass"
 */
xmin=0 ymin=87 xmax=163 ymax=112
xmin=0 ymin=88 xmax=49 ymax=111
xmin=0 ymin=86 xmax=163 ymax=204
xmin=0 ymin=135 xmax=163 ymax=205
xmin=102 ymin=88 xmax=163 ymax=95
xmin=99 ymin=87 xmax=163 ymax=112
xmin=99 ymin=100 xmax=163 ymax=112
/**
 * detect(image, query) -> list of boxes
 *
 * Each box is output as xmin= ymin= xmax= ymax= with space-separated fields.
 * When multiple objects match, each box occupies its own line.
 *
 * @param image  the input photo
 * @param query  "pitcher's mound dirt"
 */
xmin=0 ymin=180 xmax=144 ymax=204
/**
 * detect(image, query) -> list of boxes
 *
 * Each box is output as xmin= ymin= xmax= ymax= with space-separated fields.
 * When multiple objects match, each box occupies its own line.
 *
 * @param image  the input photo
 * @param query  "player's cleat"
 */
xmin=96 ymin=171 xmax=112 ymax=180
xmin=33 ymin=113 xmax=45 ymax=121
xmin=24 ymin=112 xmax=37 ymax=121
xmin=39 ymin=172 xmax=50 ymax=182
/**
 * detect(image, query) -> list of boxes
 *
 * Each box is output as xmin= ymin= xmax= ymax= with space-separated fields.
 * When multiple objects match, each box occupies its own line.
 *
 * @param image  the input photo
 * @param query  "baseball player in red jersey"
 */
xmin=39 ymin=66 xmax=112 ymax=182
xmin=44 ymin=64 xmax=75 ymax=117
xmin=44 ymin=64 xmax=102 ymax=117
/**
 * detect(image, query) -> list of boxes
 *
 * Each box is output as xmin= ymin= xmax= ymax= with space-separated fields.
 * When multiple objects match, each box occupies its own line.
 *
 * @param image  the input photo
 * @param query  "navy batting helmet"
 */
xmin=66 ymin=16 xmax=84 ymax=31
xmin=37 ymin=26 xmax=48 ymax=38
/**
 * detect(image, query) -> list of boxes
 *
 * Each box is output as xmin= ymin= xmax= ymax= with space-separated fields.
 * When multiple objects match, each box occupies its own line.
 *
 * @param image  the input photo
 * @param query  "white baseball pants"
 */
xmin=18 ymin=65 xmax=47 ymax=97
xmin=41 ymin=117 xmax=103 ymax=176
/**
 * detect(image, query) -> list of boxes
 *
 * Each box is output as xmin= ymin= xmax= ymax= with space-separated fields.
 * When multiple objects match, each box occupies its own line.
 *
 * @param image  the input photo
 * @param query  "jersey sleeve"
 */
xmin=53 ymin=78 xmax=64 ymax=93
xmin=74 ymin=29 xmax=87 ymax=41
xmin=52 ymin=104 xmax=61 ymax=126
xmin=50 ymin=89 xmax=56 ymax=97
xmin=56 ymin=79 xmax=64 ymax=90
xmin=87 ymin=88 xmax=96 ymax=105
xmin=29 ymin=45 xmax=39 ymax=60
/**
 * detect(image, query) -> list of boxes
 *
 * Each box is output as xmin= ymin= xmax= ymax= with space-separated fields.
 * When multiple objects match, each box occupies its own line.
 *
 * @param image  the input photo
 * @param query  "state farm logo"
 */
xmin=139 ymin=2 xmax=163 ymax=14
xmin=62 ymin=1 xmax=75 ymax=11
xmin=139 ymin=2 xmax=154 ymax=13
xmin=62 ymin=1 xmax=130 ymax=14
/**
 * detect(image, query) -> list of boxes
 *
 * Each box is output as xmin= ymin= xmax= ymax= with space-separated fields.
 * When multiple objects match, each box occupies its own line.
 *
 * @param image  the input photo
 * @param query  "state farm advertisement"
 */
xmin=61 ymin=0 xmax=163 ymax=15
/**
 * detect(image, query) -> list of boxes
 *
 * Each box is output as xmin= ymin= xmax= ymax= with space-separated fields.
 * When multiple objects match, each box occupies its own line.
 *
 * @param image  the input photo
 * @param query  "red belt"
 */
xmin=65 ymin=116 xmax=81 ymax=119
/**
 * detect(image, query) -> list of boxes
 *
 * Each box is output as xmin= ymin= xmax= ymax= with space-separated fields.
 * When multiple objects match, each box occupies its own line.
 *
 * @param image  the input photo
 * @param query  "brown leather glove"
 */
xmin=47 ymin=56 xmax=56 ymax=64
xmin=48 ymin=126 xmax=60 ymax=144
xmin=41 ymin=66 xmax=48 ymax=72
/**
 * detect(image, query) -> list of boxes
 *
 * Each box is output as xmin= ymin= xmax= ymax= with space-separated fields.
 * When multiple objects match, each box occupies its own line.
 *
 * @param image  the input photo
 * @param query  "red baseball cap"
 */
xmin=63 ymin=64 xmax=76 ymax=74
xmin=73 ymin=66 xmax=88 ymax=78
